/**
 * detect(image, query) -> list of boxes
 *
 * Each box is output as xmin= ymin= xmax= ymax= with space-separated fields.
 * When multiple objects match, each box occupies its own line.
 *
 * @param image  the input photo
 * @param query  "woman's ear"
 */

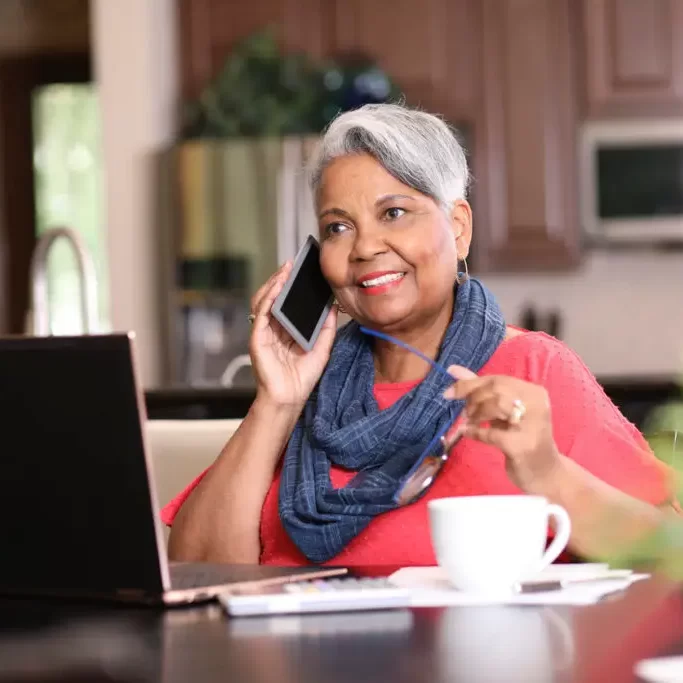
xmin=451 ymin=200 xmax=473 ymax=259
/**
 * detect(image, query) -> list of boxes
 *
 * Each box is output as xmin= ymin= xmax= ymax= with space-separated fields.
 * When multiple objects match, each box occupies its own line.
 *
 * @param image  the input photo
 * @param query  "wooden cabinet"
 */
xmin=178 ymin=0 xmax=580 ymax=272
xmin=179 ymin=0 xmax=328 ymax=101
xmin=472 ymin=0 xmax=580 ymax=271
xmin=179 ymin=0 xmax=480 ymax=123
xmin=329 ymin=0 xmax=481 ymax=123
xmin=0 ymin=0 xmax=90 ymax=56
xmin=582 ymin=0 xmax=683 ymax=118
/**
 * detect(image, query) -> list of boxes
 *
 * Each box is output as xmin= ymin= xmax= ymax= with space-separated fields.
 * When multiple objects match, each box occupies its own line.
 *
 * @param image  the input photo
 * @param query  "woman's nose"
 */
xmin=350 ymin=227 xmax=389 ymax=261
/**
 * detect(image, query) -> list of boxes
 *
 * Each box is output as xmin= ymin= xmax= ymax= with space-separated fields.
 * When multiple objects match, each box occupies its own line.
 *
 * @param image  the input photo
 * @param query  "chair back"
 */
xmin=145 ymin=419 xmax=241 ymax=515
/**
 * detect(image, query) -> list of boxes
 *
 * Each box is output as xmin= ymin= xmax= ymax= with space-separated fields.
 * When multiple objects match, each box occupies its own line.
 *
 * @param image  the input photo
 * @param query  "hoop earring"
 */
xmin=334 ymin=299 xmax=347 ymax=315
xmin=455 ymin=256 xmax=469 ymax=285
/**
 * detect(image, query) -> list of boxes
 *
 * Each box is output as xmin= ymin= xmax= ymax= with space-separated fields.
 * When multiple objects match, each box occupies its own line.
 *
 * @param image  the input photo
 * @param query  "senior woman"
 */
xmin=164 ymin=103 xmax=675 ymax=566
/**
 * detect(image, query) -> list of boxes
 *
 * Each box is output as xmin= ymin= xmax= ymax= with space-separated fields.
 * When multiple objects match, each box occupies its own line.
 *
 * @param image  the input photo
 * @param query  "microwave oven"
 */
xmin=580 ymin=120 xmax=683 ymax=244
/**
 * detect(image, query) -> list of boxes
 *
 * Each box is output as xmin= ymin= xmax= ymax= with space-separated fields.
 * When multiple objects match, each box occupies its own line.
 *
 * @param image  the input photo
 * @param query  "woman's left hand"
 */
xmin=444 ymin=365 xmax=562 ymax=492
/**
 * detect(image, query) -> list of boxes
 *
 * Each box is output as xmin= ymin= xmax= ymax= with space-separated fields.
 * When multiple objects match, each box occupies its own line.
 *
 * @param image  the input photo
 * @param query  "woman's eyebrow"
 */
xmin=318 ymin=207 xmax=353 ymax=221
xmin=319 ymin=194 xmax=415 ymax=220
xmin=375 ymin=193 xmax=416 ymax=205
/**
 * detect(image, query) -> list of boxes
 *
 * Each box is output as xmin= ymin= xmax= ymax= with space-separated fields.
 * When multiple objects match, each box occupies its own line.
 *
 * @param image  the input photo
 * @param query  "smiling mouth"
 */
xmin=359 ymin=273 xmax=406 ymax=288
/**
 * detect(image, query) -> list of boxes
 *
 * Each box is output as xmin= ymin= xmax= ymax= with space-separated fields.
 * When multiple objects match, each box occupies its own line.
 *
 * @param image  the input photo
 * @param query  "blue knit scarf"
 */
xmin=278 ymin=278 xmax=505 ymax=563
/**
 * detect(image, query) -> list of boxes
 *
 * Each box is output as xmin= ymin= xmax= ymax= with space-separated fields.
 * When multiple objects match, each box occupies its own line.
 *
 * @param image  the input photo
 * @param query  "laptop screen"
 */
xmin=0 ymin=334 xmax=166 ymax=598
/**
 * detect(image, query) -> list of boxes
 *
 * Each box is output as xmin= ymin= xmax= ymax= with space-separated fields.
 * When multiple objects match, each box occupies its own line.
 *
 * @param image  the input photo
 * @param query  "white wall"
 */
xmin=91 ymin=0 xmax=178 ymax=387
xmin=481 ymin=250 xmax=683 ymax=378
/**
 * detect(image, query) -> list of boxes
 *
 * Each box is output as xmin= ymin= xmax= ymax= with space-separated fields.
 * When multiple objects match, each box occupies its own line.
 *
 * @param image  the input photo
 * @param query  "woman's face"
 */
xmin=317 ymin=153 xmax=472 ymax=332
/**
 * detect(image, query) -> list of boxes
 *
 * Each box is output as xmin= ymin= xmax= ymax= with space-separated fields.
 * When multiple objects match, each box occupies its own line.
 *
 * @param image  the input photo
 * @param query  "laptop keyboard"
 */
xmin=170 ymin=563 xmax=238 ymax=589
xmin=169 ymin=562 xmax=347 ymax=592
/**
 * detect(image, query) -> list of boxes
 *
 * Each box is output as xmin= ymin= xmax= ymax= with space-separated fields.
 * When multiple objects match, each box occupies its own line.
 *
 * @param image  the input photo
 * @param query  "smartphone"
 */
xmin=270 ymin=235 xmax=334 ymax=351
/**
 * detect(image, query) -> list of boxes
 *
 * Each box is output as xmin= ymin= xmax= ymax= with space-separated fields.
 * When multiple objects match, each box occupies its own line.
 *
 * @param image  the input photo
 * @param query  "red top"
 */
xmin=161 ymin=332 xmax=674 ymax=566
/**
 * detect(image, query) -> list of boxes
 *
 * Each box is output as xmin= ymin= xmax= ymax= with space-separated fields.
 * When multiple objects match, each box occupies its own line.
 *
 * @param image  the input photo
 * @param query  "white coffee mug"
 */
xmin=428 ymin=495 xmax=572 ymax=594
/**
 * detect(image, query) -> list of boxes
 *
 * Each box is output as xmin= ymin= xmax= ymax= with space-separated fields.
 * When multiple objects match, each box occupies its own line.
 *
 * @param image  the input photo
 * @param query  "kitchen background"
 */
xmin=0 ymin=0 xmax=682 ymax=427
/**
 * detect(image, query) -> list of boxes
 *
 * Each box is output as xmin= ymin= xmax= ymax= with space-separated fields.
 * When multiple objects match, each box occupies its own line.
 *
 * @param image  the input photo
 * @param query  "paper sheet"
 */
xmin=387 ymin=565 xmax=649 ymax=606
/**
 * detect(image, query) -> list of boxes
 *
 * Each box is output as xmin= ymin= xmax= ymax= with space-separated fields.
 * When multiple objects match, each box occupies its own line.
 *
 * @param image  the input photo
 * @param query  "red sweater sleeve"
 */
xmin=541 ymin=340 xmax=675 ymax=506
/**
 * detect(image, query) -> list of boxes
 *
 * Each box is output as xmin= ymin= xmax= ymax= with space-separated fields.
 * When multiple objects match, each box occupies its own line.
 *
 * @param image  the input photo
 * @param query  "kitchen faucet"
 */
xmin=29 ymin=226 xmax=99 ymax=336
xmin=220 ymin=353 xmax=252 ymax=387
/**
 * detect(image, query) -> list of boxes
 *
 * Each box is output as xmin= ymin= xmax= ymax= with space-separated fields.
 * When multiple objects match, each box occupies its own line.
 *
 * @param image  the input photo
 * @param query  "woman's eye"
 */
xmin=324 ymin=222 xmax=349 ymax=237
xmin=384 ymin=207 xmax=406 ymax=221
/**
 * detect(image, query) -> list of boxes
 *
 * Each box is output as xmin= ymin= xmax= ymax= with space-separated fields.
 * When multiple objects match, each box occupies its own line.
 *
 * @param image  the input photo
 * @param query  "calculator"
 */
xmin=218 ymin=576 xmax=413 ymax=617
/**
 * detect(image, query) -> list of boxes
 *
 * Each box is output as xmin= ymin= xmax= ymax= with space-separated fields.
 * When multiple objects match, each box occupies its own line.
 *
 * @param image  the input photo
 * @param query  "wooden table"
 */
xmin=0 ymin=574 xmax=681 ymax=683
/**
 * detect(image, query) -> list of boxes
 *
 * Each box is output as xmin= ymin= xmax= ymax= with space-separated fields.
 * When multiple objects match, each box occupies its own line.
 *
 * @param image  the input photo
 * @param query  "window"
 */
xmin=32 ymin=84 xmax=108 ymax=333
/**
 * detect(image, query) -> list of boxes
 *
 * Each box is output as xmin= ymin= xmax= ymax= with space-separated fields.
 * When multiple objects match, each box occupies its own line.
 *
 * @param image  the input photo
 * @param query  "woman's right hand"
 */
xmin=249 ymin=261 xmax=338 ymax=408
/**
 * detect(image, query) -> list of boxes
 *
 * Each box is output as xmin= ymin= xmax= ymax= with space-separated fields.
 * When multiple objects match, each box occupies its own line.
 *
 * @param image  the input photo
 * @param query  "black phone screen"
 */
xmin=279 ymin=242 xmax=333 ymax=342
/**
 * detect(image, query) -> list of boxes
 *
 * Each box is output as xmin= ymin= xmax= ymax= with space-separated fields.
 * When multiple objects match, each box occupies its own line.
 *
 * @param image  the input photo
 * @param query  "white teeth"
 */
xmin=361 ymin=273 xmax=405 ymax=288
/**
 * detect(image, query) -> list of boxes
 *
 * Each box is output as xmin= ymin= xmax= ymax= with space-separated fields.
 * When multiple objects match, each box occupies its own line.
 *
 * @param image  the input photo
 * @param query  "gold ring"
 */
xmin=247 ymin=313 xmax=256 ymax=324
xmin=508 ymin=398 xmax=526 ymax=426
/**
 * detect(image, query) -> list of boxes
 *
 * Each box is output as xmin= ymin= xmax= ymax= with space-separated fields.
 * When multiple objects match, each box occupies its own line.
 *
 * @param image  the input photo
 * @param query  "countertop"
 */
xmin=144 ymin=376 xmax=683 ymax=428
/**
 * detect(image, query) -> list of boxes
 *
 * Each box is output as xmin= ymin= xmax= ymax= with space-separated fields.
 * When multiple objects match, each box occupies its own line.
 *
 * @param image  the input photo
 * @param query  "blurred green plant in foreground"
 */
xmin=605 ymin=398 xmax=683 ymax=577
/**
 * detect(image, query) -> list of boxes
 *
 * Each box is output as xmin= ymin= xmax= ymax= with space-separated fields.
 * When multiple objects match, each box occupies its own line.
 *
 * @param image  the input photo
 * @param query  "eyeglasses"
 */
xmin=359 ymin=326 xmax=454 ymax=381
xmin=360 ymin=326 xmax=465 ymax=506
xmin=393 ymin=420 xmax=466 ymax=506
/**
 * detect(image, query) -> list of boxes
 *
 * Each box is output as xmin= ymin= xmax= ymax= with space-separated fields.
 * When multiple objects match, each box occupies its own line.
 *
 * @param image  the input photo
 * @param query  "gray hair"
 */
xmin=309 ymin=103 xmax=470 ymax=210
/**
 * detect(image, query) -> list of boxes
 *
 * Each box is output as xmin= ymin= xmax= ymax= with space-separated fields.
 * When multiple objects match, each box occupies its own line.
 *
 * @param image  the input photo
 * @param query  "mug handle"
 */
xmin=537 ymin=503 xmax=572 ymax=571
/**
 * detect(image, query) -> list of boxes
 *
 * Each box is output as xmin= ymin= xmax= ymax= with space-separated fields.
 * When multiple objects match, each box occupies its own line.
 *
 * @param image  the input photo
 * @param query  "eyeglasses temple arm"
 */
xmin=359 ymin=326 xmax=455 ymax=381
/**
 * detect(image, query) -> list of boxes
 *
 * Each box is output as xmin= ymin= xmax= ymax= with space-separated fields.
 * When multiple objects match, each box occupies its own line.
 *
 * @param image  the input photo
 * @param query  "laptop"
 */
xmin=0 ymin=333 xmax=345 ymax=606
